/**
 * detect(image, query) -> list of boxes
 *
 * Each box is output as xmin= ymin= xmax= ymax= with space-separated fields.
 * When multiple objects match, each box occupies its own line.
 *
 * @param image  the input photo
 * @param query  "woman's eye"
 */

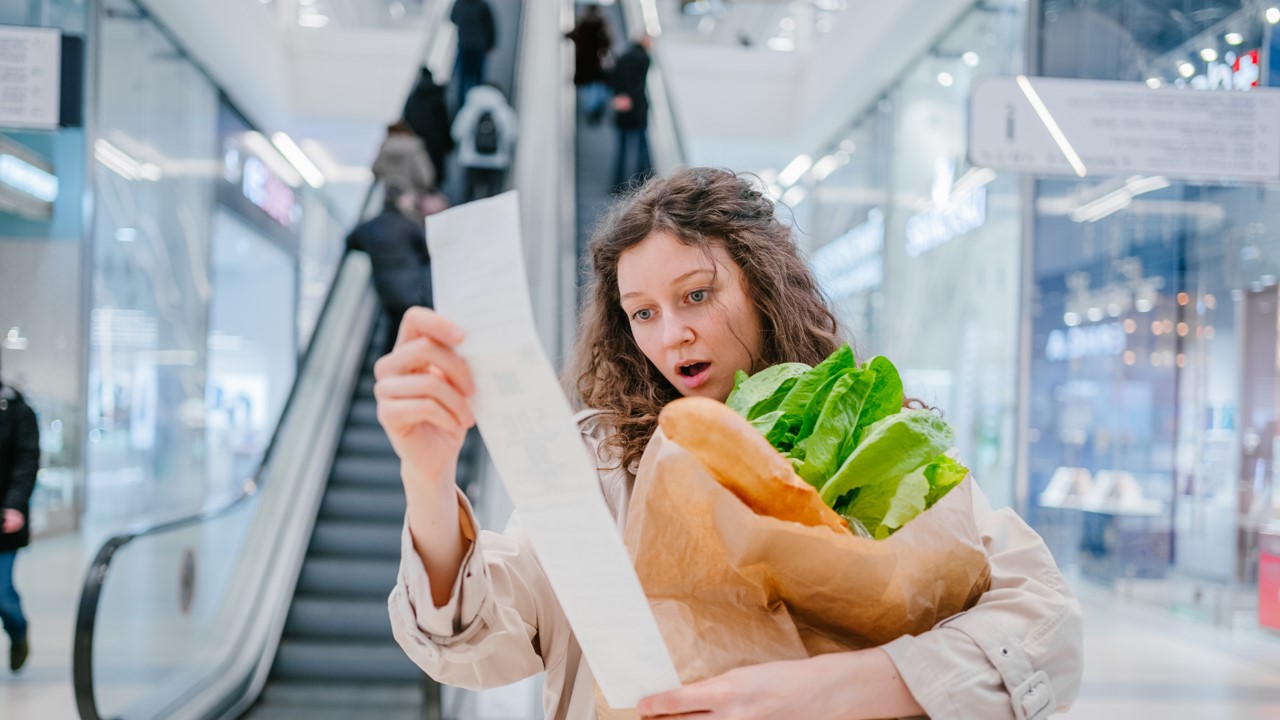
xmin=632 ymin=308 xmax=653 ymax=321
xmin=688 ymin=289 xmax=709 ymax=303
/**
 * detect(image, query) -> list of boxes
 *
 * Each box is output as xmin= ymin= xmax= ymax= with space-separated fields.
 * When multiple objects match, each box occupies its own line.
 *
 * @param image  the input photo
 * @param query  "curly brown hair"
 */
xmin=567 ymin=167 xmax=843 ymax=471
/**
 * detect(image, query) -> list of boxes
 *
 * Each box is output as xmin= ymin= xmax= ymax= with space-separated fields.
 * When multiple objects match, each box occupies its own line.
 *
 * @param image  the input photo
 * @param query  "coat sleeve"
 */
xmin=3 ymin=403 xmax=39 ymax=514
xmin=879 ymin=484 xmax=1084 ymax=720
xmin=388 ymin=489 xmax=557 ymax=690
xmin=412 ymin=142 xmax=437 ymax=192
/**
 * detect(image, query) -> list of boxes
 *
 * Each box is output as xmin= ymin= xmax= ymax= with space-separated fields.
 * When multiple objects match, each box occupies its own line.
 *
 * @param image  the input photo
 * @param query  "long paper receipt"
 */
xmin=426 ymin=192 xmax=681 ymax=708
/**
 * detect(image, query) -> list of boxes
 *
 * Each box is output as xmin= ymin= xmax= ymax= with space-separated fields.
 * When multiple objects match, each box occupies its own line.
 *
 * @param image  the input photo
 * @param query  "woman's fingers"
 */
xmin=374 ymin=336 xmax=476 ymax=396
xmin=375 ymin=371 xmax=475 ymax=428
xmin=376 ymin=397 xmax=469 ymax=437
xmin=395 ymin=306 xmax=465 ymax=349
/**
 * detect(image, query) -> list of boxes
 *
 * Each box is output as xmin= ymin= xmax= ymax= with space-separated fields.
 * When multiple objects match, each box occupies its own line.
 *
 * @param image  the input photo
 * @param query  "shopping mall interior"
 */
xmin=3 ymin=0 xmax=1280 ymax=718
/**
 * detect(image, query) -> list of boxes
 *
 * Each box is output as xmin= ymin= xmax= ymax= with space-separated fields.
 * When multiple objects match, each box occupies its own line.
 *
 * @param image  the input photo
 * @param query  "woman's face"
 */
xmin=617 ymin=230 xmax=764 ymax=402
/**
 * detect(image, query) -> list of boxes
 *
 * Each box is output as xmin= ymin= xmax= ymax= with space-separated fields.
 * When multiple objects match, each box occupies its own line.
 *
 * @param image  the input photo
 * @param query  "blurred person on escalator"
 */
xmin=452 ymin=84 xmax=518 ymax=202
xmin=402 ymin=67 xmax=456 ymax=187
xmin=609 ymin=33 xmax=653 ymax=194
xmin=450 ymin=0 xmax=498 ymax=111
xmin=372 ymin=120 xmax=437 ymax=197
xmin=346 ymin=186 xmax=433 ymax=356
xmin=0 ymin=351 xmax=38 ymax=674
xmin=565 ymin=4 xmax=614 ymax=125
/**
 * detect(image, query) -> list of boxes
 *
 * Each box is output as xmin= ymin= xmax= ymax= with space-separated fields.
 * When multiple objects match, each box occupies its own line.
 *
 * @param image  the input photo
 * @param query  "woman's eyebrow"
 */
xmin=620 ymin=268 xmax=714 ymax=302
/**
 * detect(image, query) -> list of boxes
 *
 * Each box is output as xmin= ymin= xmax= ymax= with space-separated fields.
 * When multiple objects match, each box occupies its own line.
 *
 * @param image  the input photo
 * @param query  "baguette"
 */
xmin=658 ymin=397 xmax=848 ymax=535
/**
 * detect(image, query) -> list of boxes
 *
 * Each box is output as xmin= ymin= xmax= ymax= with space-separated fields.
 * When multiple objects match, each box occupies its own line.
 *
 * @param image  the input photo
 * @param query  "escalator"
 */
xmin=70 ymin=0 xmax=685 ymax=717
xmin=240 ymin=317 xmax=478 ymax=720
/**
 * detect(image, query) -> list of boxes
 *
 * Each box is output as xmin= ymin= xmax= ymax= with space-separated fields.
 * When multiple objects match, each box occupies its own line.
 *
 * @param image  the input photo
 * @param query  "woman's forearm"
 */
xmin=811 ymin=649 xmax=926 ymax=720
xmin=402 ymin=459 xmax=471 ymax=607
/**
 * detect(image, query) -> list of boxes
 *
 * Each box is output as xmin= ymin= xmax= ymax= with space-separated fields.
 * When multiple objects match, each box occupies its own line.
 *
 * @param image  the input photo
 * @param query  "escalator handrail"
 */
xmin=72 ymin=247 xmax=361 ymax=720
xmin=619 ymin=0 xmax=688 ymax=168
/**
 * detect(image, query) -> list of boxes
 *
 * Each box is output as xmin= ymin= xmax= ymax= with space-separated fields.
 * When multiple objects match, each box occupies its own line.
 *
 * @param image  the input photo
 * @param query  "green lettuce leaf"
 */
xmin=764 ymin=345 xmax=856 ymax=451
xmin=790 ymin=369 xmax=878 ymax=489
xmin=868 ymin=468 xmax=930 ymax=539
xmin=820 ymin=410 xmax=953 ymax=509
xmin=726 ymin=363 xmax=810 ymax=419
xmin=849 ymin=356 xmax=904 ymax=448
xmin=924 ymin=454 xmax=969 ymax=507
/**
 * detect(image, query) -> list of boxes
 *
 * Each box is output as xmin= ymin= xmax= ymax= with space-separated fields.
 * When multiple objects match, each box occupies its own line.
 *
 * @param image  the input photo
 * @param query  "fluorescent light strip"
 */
xmin=0 ymin=154 xmax=58 ymax=201
xmin=778 ymin=154 xmax=813 ymax=187
xmin=241 ymin=132 xmax=303 ymax=187
xmin=95 ymin=139 xmax=140 ymax=179
xmin=1015 ymin=75 xmax=1087 ymax=178
xmin=640 ymin=0 xmax=662 ymax=37
xmin=272 ymin=132 xmax=325 ymax=188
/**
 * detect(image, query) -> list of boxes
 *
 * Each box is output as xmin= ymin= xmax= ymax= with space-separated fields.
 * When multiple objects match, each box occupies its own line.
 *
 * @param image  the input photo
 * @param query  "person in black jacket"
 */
xmin=402 ymin=67 xmax=456 ymax=185
xmin=609 ymin=34 xmax=653 ymax=193
xmin=346 ymin=187 xmax=433 ymax=356
xmin=565 ymin=4 xmax=613 ymax=124
xmin=451 ymin=0 xmax=498 ymax=111
xmin=0 ymin=353 xmax=38 ymax=673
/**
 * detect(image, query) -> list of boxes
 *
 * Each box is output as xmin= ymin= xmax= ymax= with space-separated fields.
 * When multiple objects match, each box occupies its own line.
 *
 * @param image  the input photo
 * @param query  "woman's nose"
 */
xmin=663 ymin=318 xmax=695 ymax=349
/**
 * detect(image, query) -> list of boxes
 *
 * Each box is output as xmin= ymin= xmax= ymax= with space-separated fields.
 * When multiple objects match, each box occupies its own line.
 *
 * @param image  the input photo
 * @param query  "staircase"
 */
xmin=244 ymin=322 xmax=475 ymax=720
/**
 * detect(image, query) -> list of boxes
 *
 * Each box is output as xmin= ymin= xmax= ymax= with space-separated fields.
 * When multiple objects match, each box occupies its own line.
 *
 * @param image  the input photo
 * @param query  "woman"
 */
xmin=381 ymin=168 xmax=1083 ymax=719
xmin=372 ymin=120 xmax=436 ymax=197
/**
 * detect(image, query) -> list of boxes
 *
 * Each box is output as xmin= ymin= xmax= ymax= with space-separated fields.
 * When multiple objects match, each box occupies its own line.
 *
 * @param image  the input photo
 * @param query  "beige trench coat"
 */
xmin=389 ymin=412 xmax=1084 ymax=719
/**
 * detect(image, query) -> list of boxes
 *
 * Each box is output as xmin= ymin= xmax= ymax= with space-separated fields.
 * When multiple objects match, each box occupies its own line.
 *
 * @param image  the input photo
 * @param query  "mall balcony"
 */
xmin=2 ymin=0 xmax=1280 ymax=718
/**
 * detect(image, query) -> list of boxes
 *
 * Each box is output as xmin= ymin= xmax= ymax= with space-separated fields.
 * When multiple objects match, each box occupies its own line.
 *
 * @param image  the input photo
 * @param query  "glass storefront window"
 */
xmin=804 ymin=0 xmax=1027 ymax=510
xmin=1029 ymin=0 xmax=1280 ymax=628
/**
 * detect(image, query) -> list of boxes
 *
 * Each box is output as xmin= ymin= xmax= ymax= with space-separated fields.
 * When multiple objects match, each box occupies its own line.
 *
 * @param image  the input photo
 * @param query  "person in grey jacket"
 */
xmin=451 ymin=84 xmax=518 ymax=202
xmin=379 ymin=168 xmax=1083 ymax=719
xmin=372 ymin=120 xmax=437 ymax=196
xmin=0 ymin=353 xmax=38 ymax=673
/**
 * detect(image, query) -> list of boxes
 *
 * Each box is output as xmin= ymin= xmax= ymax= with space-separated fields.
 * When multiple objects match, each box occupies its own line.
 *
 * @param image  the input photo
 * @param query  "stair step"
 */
xmin=311 ymin=520 xmax=402 ymax=559
xmin=285 ymin=598 xmax=395 ymax=641
xmin=272 ymin=639 xmax=423 ymax=682
xmin=296 ymin=557 xmax=401 ymax=599
xmin=245 ymin=703 xmax=420 ymax=720
xmin=339 ymin=426 xmax=396 ymax=456
xmin=320 ymin=487 xmax=405 ymax=523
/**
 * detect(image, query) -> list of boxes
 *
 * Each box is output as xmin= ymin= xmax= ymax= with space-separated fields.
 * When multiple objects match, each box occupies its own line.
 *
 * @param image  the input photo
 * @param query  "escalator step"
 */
xmin=272 ymin=639 xmax=423 ymax=682
xmin=330 ymin=456 xmax=404 ymax=486
xmin=246 ymin=702 xmax=420 ymax=720
xmin=320 ymin=486 xmax=405 ymax=523
xmin=339 ymin=426 xmax=396 ymax=456
xmin=296 ymin=557 xmax=401 ymax=598
xmin=259 ymin=680 xmax=421 ymax=710
xmin=347 ymin=399 xmax=379 ymax=427
xmin=285 ymin=597 xmax=395 ymax=641
xmin=311 ymin=520 xmax=402 ymax=559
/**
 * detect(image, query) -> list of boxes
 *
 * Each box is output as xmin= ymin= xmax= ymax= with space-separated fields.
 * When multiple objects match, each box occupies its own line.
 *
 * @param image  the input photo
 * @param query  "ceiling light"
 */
xmin=778 ymin=154 xmax=813 ymax=187
xmin=241 ymin=132 xmax=302 ymax=186
xmin=1146 ymin=77 xmax=1162 ymax=89
xmin=1225 ymin=32 xmax=1244 ymax=45
xmin=390 ymin=1 xmax=406 ymax=20
xmin=779 ymin=17 xmax=796 ymax=31
xmin=937 ymin=72 xmax=954 ymax=87
xmin=271 ymin=132 xmax=325 ymax=188
xmin=781 ymin=185 xmax=807 ymax=206
xmin=1178 ymin=62 xmax=1195 ymax=77
xmin=809 ymin=155 xmax=840 ymax=183
xmin=1268 ymin=7 xmax=1280 ymax=24
xmin=299 ymin=12 xmax=329 ymax=28
xmin=767 ymin=36 xmax=795 ymax=52
xmin=1200 ymin=48 xmax=1218 ymax=62
xmin=962 ymin=52 xmax=980 ymax=67
xmin=1016 ymin=75 xmax=1087 ymax=178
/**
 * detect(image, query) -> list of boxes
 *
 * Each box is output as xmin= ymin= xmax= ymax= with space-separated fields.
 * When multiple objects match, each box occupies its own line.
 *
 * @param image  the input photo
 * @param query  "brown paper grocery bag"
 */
xmin=597 ymin=430 xmax=990 ymax=718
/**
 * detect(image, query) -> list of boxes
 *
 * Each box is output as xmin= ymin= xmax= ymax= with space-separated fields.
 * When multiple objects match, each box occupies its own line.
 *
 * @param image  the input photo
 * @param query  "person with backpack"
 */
xmin=451 ymin=84 xmax=518 ymax=202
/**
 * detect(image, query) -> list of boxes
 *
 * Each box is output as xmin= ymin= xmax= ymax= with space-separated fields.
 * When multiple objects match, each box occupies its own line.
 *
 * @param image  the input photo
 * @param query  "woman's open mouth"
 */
xmin=676 ymin=361 xmax=712 ymax=389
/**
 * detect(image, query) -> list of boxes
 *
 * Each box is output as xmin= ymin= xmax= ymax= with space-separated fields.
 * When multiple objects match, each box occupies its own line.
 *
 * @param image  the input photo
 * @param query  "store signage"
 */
xmin=241 ymin=155 xmax=297 ymax=229
xmin=905 ymin=160 xmax=987 ymax=257
xmin=0 ymin=26 xmax=61 ymax=130
xmin=1189 ymin=49 xmax=1259 ymax=91
xmin=1044 ymin=322 xmax=1126 ymax=362
xmin=970 ymin=76 xmax=1280 ymax=183
xmin=811 ymin=208 xmax=884 ymax=298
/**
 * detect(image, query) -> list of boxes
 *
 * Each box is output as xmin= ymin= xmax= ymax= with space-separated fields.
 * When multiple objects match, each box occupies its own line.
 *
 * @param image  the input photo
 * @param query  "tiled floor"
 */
xmin=3 ymin=530 xmax=1280 ymax=720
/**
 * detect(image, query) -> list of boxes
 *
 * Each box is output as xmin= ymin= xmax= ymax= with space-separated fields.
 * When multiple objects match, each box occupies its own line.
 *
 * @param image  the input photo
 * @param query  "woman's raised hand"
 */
xmin=373 ymin=307 xmax=477 ymax=482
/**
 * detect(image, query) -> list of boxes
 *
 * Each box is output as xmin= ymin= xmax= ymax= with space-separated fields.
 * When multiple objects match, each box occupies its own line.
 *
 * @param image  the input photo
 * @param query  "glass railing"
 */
xmin=73 ymin=252 xmax=378 ymax=720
